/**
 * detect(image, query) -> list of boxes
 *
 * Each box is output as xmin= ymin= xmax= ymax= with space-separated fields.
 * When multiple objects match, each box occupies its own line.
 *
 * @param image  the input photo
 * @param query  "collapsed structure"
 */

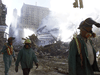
xmin=9 ymin=3 xmax=51 ymax=45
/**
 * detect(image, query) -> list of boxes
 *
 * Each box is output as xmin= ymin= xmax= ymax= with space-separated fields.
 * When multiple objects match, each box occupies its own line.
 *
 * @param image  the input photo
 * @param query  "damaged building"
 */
xmin=9 ymin=3 xmax=61 ymax=47
xmin=19 ymin=3 xmax=50 ymax=30
xmin=0 ymin=0 xmax=7 ymax=49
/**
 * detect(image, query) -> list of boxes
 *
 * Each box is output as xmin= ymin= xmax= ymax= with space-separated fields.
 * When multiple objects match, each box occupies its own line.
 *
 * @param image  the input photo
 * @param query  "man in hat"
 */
xmin=15 ymin=39 xmax=38 ymax=75
xmin=0 ymin=37 xmax=16 ymax=75
xmin=68 ymin=18 xmax=100 ymax=75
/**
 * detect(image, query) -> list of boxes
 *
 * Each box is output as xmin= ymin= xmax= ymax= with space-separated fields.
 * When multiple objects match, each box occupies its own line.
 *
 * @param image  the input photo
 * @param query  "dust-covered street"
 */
xmin=0 ymin=52 xmax=67 ymax=75
xmin=1 ymin=0 xmax=100 ymax=75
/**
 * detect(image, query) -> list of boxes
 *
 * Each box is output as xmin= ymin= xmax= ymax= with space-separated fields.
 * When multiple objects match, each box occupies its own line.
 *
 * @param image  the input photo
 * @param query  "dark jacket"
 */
xmin=15 ymin=47 xmax=38 ymax=69
xmin=68 ymin=35 xmax=99 ymax=75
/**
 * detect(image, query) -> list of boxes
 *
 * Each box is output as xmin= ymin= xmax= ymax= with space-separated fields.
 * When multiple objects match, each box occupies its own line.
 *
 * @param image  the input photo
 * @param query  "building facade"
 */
xmin=9 ymin=4 xmax=50 ymax=45
xmin=19 ymin=3 xmax=50 ymax=31
xmin=0 ymin=0 xmax=7 ymax=49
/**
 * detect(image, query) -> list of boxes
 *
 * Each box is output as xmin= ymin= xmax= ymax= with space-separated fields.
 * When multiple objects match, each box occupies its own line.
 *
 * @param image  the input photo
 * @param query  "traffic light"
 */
xmin=73 ymin=0 xmax=83 ymax=8
xmin=73 ymin=0 xmax=78 ymax=8
xmin=79 ymin=0 xmax=83 ymax=8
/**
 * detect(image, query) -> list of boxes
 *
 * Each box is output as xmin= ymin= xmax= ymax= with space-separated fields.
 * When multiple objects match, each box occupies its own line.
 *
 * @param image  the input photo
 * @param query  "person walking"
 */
xmin=15 ymin=39 xmax=38 ymax=75
xmin=0 ymin=37 xmax=16 ymax=75
xmin=68 ymin=18 xmax=100 ymax=75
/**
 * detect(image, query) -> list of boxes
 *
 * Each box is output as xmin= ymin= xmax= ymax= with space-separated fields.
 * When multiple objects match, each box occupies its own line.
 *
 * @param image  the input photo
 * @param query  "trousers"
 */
xmin=22 ymin=68 xmax=31 ymax=75
xmin=3 ymin=55 xmax=12 ymax=75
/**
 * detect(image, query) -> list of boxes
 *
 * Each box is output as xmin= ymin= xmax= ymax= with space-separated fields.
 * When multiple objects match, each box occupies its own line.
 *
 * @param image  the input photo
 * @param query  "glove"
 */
xmin=14 ymin=57 xmax=16 ymax=62
xmin=15 ymin=66 xmax=18 ymax=72
xmin=35 ymin=63 xmax=38 ymax=69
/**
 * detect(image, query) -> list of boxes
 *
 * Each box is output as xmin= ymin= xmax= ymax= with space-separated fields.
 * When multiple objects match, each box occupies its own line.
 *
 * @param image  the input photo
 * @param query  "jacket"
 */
xmin=15 ymin=47 xmax=38 ymax=69
xmin=0 ymin=43 xmax=15 ymax=61
xmin=68 ymin=35 xmax=99 ymax=75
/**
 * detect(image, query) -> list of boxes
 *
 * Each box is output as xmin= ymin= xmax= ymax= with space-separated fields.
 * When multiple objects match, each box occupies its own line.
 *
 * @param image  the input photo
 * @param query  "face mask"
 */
xmin=25 ymin=45 xmax=29 ymax=49
xmin=8 ymin=41 xmax=12 ymax=45
xmin=10 ymin=43 xmax=12 ymax=45
xmin=25 ymin=43 xmax=31 ymax=49
xmin=85 ymin=33 xmax=92 ymax=39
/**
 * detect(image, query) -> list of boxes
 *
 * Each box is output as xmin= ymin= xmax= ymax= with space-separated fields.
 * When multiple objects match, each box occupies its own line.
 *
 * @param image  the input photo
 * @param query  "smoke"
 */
xmin=23 ymin=28 xmax=35 ymax=38
xmin=10 ymin=9 xmax=35 ymax=45
xmin=9 ymin=9 xmax=22 ymax=45
xmin=39 ymin=0 xmax=100 ymax=42
xmin=2 ymin=0 xmax=35 ymax=44
xmin=2 ymin=0 xmax=50 ymax=44
xmin=2 ymin=0 xmax=100 ymax=43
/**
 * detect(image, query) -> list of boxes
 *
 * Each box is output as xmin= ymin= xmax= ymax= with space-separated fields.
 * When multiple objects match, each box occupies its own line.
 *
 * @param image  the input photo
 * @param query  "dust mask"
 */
xmin=85 ymin=33 xmax=92 ymax=39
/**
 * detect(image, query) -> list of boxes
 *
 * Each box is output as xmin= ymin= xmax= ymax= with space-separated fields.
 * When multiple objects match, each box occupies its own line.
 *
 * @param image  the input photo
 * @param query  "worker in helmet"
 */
xmin=15 ymin=39 xmax=38 ymax=75
xmin=0 ymin=37 xmax=16 ymax=75
xmin=68 ymin=18 xmax=100 ymax=75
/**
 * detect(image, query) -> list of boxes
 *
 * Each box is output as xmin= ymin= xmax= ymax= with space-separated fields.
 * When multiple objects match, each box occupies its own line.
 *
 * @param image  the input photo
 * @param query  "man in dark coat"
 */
xmin=68 ymin=18 xmax=100 ymax=75
xmin=15 ymin=39 xmax=38 ymax=75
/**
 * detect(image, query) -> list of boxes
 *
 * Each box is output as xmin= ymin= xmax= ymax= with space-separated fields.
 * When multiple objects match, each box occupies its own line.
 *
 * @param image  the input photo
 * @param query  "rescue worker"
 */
xmin=68 ymin=18 xmax=100 ymax=75
xmin=15 ymin=39 xmax=38 ymax=75
xmin=0 ymin=37 xmax=16 ymax=75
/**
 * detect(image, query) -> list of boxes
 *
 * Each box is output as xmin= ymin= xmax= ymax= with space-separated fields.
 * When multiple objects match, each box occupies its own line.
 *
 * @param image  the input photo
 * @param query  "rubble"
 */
xmin=57 ymin=68 xmax=67 ymax=74
xmin=18 ymin=34 xmax=69 ymax=58
xmin=36 ymin=41 xmax=69 ymax=58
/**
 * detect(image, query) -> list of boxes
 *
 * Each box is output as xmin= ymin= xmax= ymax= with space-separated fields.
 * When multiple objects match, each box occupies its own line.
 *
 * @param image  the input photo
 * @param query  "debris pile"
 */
xmin=24 ymin=34 xmax=69 ymax=58
xmin=36 ymin=41 xmax=69 ymax=58
xmin=13 ymin=33 xmax=69 ymax=59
